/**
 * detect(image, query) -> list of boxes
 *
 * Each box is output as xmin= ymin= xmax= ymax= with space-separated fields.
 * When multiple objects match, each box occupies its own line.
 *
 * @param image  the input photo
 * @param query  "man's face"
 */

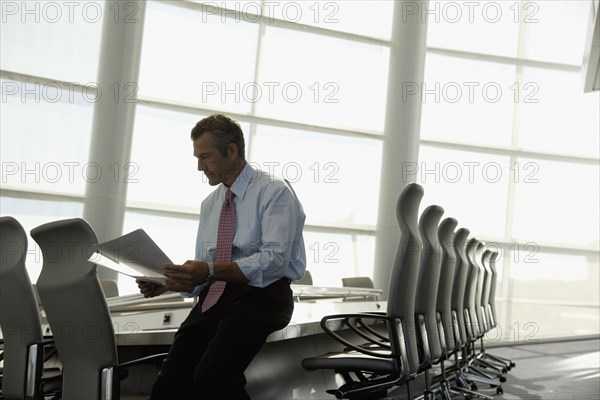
xmin=193 ymin=133 xmax=229 ymax=186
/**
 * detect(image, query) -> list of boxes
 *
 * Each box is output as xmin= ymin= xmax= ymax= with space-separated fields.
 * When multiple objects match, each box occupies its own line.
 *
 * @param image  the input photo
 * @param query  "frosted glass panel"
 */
xmin=119 ymin=211 xmax=199 ymax=295
xmin=251 ymin=125 xmax=382 ymax=228
xmin=518 ymin=68 xmax=600 ymax=158
xmin=421 ymin=54 xmax=516 ymax=148
xmin=0 ymin=0 xmax=103 ymax=83
xmin=257 ymin=26 xmax=389 ymax=132
xmin=138 ymin=1 xmax=259 ymax=114
xmin=190 ymin=0 xmax=393 ymax=40
xmin=265 ymin=0 xmax=393 ymax=40
xmin=506 ymin=251 xmax=599 ymax=340
xmin=1 ymin=79 xmax=94 ymax=195
xmin=512 ymin=159 xmax=599 ymax=248
xmin=127 ymin=106 xmax=251 ymax=211
xmin=417 ymin=146 xmax=510 ymax=238
xmin=427 ymin=0 xmax=519 ymax=58
xmin=521 ymin=0 xmax=592 ymax=65
xmin=303 ymin=231 xmax=376 ymax=288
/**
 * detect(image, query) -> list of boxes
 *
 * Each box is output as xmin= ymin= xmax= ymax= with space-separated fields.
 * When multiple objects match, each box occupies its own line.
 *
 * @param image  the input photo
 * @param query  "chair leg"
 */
xmin=483 ymin=352 xmax=516 ymax=369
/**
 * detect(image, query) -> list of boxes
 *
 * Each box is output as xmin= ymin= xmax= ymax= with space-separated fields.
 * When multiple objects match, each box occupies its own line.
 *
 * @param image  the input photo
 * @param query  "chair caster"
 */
xmin=499 ymin=376 xmax=507 ymax=383
xmin=496 ymin=387 xmax=504 ymax=395
xmin=424 ymin=390 xmax=435 ymax=400
xmin=470 ymin=383 xmax=478 ymax=391
xmin=510 ymin=362 xmax=516 ymax=368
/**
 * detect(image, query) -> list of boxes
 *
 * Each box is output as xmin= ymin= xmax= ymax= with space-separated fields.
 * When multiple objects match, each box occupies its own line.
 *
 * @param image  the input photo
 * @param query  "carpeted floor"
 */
xmin=488 ymin=338 xmax=599 ymax=400
xmin=386 ymin=338 xmax=600 ymax=400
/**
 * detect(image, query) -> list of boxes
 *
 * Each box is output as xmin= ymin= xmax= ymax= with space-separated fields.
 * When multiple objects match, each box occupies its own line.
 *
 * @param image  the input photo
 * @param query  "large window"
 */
xmin=1 ymin=0 xmax=104 ymax=276
xmin=2 ymin=1 xmax=598 ymax=344
xmin=424 ymin=0 xmax=600 ymax=341
xmin=124 ymin=0 xmax=391 ymax=294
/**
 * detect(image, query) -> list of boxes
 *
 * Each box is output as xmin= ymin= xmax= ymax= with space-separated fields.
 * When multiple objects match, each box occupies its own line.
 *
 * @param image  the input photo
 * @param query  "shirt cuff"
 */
xmin=184 ymin=282 xmax=209 ymax=298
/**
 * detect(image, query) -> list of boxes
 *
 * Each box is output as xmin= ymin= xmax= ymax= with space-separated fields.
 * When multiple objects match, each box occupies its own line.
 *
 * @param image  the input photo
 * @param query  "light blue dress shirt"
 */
xmin=192 ymin=163 xmax=306 ymax=293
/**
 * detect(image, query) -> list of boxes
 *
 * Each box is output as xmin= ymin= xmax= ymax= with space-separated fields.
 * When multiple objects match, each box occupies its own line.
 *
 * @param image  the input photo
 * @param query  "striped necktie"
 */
xmin=202 ymin=189 xmax=235 ymax=312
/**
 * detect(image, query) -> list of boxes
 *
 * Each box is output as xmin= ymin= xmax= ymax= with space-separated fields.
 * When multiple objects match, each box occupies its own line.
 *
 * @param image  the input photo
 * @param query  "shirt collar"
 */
xmin=226 ymin=163 xmax=255 ymax=200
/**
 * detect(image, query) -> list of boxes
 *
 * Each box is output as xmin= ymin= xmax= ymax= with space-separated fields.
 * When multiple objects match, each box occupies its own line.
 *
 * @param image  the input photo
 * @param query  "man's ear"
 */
xmin=228 ymin=143 xmax=238 ymax=159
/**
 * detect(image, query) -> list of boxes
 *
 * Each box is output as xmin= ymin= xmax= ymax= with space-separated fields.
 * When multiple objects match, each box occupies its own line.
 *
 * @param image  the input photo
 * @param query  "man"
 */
xmin=137 ymin=114 xmax=306 ymax=399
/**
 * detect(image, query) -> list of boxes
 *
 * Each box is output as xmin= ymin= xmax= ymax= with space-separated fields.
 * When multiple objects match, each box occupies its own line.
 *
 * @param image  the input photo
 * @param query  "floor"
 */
xmin=385 ymin=338 xmax=600 ymax=400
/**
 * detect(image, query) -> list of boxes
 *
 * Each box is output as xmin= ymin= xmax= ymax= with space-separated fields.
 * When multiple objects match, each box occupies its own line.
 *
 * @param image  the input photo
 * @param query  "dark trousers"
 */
xmin=150 ymin=278 xmax=294 ymax=400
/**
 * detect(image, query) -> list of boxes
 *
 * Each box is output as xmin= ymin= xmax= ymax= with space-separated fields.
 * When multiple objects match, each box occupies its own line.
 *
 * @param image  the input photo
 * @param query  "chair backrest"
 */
xmin=436 ymin=217 xmax=458 ymax=353
xmin=387 ymin=182 xmax=424 ymax=375
xmin=294 ymin=270 xmax=313 ymax=285
xmin=31 ymin=218 xmax=118 ymax=400
xmin=341 ymin=276 xmax=377 ymax=301
xmin=0 ymin=216 xmax=43 ymax=399
xmin=451 ymin=228 xmax=470 ymax=346
xmin=481 ymin=249 xmax=494 ymax=329
xmin=415 ymin=205 xmax=444 ymax=364
xmin=464 ymin=238 xmax=480 ymax=340
xmin=474 ymin=242 xmax=488 ymax=332
xmin=341 ymin=276 xmax=374 ymax=289
xmin=487 ymin=250 xmax=500 ymax=325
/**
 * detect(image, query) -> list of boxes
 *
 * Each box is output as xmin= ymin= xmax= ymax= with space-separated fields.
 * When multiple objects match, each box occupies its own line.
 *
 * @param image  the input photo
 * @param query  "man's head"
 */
xmin=191 ymin=114 xmax=246 ymax=187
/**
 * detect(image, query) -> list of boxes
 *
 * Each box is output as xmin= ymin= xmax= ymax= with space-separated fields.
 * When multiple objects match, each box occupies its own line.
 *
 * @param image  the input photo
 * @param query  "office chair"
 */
xmin=341 ymin=277 xmax=375 ymax=289
xmin=0 ymin=216 xmax=61 ymax=400
xmin=302 ymin=183 xmax=425 ymax=399
xmin=445 ymin=229 xmax=495 ymax=399
xmin=464 ymin=238 xmax=481 ymax=343
xmin=458 ymin=239 xmax=504 ymax=394
xmin=470 ymin=245 xmax=507 ymax=377
xmin=479 ymin=249 xmax=515 ymax=370
xmin=450 ymin=228 xmax=470 ymax=355
xmin=341 ymin=277 xmax=378 ymax=301
xmin=31 ymin=218 xmax=166 ymax=400
xmin=413 ymin=205 xmax=444 ymax=399
xmin=436 ymin=217 xmax=458 ymax=356
xmin=473 ymin=242 xmax=488 ymax=338
xmin=430 ymin=217 xmax=489 ymax=400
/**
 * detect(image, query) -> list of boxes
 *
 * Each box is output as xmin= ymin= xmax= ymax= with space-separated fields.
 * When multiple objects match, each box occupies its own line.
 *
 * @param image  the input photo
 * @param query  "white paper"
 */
xmin=88 ymin=229 xmax=172 ymax=284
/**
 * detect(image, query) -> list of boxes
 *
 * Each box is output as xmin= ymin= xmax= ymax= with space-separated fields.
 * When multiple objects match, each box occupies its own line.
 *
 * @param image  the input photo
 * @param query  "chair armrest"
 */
xmin=345 ymin=317 xmax=390 ymax=349
xmin=356 ymin=317 xmax=390 ymax=343
xmin=320 ymin=313 xmax=395 ymax=358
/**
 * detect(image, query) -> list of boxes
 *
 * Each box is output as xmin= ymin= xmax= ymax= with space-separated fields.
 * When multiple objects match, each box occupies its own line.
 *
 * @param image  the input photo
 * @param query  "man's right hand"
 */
xmin=136 ymin=280 xmax=169 ymax=298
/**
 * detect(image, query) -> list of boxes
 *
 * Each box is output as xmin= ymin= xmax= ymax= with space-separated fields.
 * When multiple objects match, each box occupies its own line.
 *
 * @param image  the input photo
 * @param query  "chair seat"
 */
xmin=302 ymin=351 xmax=396 ymax=373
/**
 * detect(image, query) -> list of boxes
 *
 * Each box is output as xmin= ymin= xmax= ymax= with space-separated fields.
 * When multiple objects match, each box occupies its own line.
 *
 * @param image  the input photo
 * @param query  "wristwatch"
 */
xmin=206 ymin=262 xmax=216 ymax=285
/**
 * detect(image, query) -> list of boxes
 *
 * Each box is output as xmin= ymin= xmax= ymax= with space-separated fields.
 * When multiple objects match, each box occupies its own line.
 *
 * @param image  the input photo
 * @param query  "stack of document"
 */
xmin=89 ymin=229 xmax=171 ymax=284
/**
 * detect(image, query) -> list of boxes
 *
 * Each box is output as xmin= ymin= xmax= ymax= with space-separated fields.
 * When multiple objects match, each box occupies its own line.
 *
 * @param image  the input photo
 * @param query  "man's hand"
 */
xmin=163 ymin=260 xmax=209 ymax=293
xmin=136 ymin=280 xmax=169 ymax=298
